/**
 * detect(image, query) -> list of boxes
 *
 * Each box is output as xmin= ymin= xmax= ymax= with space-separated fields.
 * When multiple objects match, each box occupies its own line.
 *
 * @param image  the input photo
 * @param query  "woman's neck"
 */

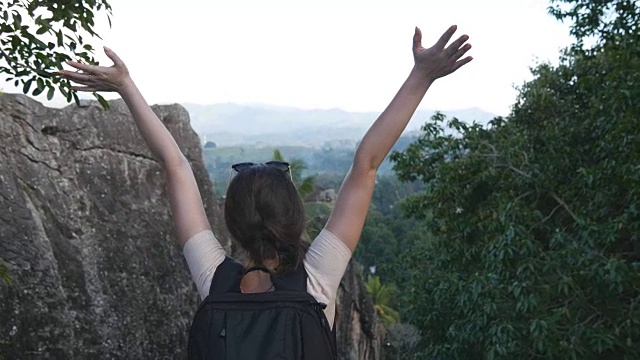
xmin=240 ymin=271 xmax=273 ymax=293
xmin=240 ymin=259 xmax=278 ymax=293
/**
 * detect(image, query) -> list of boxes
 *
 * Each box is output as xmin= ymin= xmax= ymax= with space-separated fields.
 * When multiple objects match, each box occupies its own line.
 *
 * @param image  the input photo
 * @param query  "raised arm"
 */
xmin=58 ymin=48 xmax=210 ymax=247
xmin=326 ymin=25 xmax=472 ymax=252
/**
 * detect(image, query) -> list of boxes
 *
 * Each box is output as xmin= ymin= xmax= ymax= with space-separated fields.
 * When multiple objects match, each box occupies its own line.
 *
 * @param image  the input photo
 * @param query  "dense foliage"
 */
xmin=390 ymin=0 xmax=639 ymax=358
xmin=0 ymin=0 xmax=111 ymax=106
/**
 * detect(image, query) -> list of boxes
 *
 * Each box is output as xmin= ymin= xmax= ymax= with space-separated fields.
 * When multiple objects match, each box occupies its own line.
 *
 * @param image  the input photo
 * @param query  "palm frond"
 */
xmin=365 ymin=275 xmax=400 ymax=325
xmin=272 ymin=149 xmax=285 ymax=162
xmin=0 ymin=261 xmax=11 ymax=286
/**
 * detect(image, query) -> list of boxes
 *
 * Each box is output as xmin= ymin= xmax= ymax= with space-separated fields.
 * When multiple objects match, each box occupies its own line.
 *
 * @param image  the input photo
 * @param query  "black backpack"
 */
xmin=188 ymin=256 xmax=338 ymax=360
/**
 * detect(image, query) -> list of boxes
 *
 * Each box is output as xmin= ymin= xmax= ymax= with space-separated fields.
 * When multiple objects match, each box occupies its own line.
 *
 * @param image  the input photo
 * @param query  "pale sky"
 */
xmin=4 ymin=0 xmax=574 ymax=116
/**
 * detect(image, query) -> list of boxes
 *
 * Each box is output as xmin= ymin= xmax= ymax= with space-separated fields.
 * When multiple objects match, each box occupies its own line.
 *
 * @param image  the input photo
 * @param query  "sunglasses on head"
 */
xmin=231 ymin=161 xmax=291 ymax=174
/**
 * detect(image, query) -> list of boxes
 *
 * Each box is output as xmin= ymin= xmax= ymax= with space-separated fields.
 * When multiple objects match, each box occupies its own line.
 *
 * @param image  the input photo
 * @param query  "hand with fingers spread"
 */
xmin=412 ymin=25 xmax=472 ymax=82
xmin=58 ymin=47 xmax=131 ymax=93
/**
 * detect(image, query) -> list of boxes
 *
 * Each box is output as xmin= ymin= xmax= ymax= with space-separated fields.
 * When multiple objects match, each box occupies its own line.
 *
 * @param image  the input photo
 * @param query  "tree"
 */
xmin=371 ymin=174 xmax=424 ymax=216
xmin=0 ymin=0 xmax=112 ymax=107
xmin=390 ymin=0 xmax=639 ymax=358
xmin=365 ymin=276 xmax=400 ymax=326
xmin=272 ymin=149 xmax=316 ymax=199
xmin=548 ymin=0 xmax=639 ymax=49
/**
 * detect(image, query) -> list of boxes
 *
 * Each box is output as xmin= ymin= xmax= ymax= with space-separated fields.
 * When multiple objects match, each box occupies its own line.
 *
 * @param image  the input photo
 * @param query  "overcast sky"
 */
xmin=4 ymin=0 xmax=574 ymax=116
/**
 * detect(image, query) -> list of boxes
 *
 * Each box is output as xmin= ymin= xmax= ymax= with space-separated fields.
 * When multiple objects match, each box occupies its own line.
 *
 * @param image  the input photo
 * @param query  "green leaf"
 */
xmin=26 ymin=0 xmax=38 ymax=14
xmin=22 ymin=78 xmax=33 ymax=94
xmin=46 ymin=85 xmax=54 ymax=100
xmin=12 ymin=12 xmax=21 ymax=29
xmin=36 ymin=77 xmax=45 ymax=93
xmin=96 ymin=93 xmax=110 ymax=110
xmin=32 ymin=86 xmax=44 ymax=96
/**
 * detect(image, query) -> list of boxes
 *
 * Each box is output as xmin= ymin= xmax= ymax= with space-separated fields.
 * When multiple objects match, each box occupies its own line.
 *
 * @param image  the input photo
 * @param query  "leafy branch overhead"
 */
xmin=548 ymin=0 xmax=640 ymax=48
xmin=0 ymin=0 xmax=112 ymax=107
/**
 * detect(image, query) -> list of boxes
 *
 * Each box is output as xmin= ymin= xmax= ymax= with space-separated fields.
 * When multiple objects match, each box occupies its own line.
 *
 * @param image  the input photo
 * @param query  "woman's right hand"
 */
xmin=58 ymin=47 xmax=131 ymax=93
xmin=412 ymin=25 xmax=472 ymax=83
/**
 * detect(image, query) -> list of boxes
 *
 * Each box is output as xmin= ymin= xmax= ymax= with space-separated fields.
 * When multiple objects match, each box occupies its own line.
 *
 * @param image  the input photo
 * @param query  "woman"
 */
xmin=58 ymin=24 xmax=471 ymax=334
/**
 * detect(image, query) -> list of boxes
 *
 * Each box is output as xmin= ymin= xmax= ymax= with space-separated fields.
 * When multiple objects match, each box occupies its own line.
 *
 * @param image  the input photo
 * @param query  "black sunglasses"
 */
xmin=231 ymin=161 xmax=290 ymax=174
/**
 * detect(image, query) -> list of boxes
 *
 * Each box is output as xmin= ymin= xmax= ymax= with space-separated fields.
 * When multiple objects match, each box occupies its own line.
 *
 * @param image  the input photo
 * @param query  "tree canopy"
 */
xmin=390 ymin=0 xmax=639 ymax=358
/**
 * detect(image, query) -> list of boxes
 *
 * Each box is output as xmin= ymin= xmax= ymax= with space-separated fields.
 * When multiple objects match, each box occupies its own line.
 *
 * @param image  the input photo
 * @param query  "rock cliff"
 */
xmin=0 ymin=94 xmax=380 ymax=359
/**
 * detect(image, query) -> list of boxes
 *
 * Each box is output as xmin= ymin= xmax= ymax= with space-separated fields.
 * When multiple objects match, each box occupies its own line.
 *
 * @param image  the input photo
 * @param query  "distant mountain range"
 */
xmin=182 ymin=103 xmax=499 ymax=147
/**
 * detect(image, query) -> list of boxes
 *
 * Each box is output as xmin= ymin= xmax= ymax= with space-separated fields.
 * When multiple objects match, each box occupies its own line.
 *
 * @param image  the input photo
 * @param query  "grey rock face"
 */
xmin=0 ymin=94 xmax=379 ymax=359
xmin=335 ymin=261 xmax=383 ymax=360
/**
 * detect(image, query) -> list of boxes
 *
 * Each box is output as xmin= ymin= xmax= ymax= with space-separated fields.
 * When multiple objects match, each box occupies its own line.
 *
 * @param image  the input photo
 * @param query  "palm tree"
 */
xmin=365 ymin=275 xmax=400 ymax=326
xmin=0 ymin=259 xmax=11 ymax=286
xmin=272 ymin=149 xmax=316 ymax=199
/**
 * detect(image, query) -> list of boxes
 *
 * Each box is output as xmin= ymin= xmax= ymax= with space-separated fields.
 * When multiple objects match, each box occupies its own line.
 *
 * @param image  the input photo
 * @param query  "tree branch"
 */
xmin=551 ymin=192 xmax=580 ymax=223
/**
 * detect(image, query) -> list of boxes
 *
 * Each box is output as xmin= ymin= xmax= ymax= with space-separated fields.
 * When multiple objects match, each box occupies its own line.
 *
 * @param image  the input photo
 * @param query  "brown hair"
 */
xmin=224 ymin=164 xmax=308 ymax=274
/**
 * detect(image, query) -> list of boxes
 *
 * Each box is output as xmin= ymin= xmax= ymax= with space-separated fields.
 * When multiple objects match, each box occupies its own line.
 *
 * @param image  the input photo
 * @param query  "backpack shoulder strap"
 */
xmin=209 ymin=256 xmax=244 ymax=295
xmin=209 ymin=257 xmax=309 ymax=294
xmin=272 ymin=263 xmax=308 ymax=291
